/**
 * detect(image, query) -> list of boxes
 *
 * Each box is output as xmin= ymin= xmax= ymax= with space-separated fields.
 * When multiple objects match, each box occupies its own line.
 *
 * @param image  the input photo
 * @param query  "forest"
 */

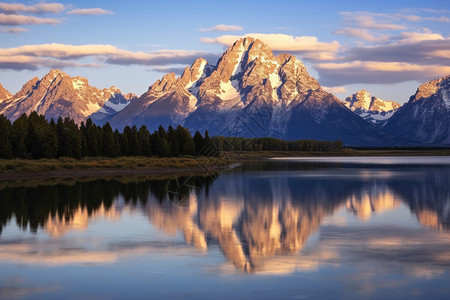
xmin=0 ymin=112 xmax=342 ymax=160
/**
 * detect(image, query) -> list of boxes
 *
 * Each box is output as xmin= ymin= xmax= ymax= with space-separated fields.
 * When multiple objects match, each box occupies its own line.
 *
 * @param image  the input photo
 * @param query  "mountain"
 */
xmin=111 ymin=37 xmax=391 ymax=146
xmin=0 ymin=82 xmax=12 ymax=101
xmin=342 ymin=90 xmax=401 ymax=127
xmin=383 ymin=75 xmax=450 ymax=144
xmin=0 ymin=69 xmax=136 ymax=124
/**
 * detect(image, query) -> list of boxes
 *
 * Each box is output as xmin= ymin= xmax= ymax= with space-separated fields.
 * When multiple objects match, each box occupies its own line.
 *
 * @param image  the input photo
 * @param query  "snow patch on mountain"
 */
xmin=83 ymin=101 xmax=101 ymax=116
xmin=343 ymin=90 xmax=401 ymax=127
xmin=185 ymin=60 xmax=207 ymax=90
xmin=442 ymin=88 xmax=450 ymax=110
xmin=220 ymin=80 xmax=240 ymax=101
xmin=72 ymin=79 xmax=85 ymax=90
xmin=98 ymin=100 xmax=129 ymax=113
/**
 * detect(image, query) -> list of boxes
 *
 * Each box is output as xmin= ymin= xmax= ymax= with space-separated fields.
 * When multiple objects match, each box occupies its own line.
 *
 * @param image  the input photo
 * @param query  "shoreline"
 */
xmin=1 ymin=149 xmax=450 ymax=181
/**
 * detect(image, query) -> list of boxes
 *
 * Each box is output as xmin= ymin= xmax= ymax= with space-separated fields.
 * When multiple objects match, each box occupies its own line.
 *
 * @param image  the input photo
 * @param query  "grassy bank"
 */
xmin=1 ymin=149 xmax=449 ymax=179
xmin=0 ymin=156 xmax=232 ymax=174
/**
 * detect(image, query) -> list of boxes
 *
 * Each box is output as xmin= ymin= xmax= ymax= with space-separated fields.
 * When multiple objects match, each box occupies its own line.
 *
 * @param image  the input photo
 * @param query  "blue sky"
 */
xmin=0 ymin=0 xmax=449 ymax=103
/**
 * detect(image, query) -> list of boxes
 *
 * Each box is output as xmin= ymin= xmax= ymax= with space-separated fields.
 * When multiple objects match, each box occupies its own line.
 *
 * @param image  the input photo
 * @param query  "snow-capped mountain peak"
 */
xmin=343 ymin=90 xmax=401 ymax=127
xmin=0 ymin=69 xmax=135 ymax=124
xmin=110 ymin=37 xmax=392 ymax=146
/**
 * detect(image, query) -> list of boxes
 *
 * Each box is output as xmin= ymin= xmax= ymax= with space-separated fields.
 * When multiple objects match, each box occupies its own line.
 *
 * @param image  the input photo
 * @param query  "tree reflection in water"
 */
xmin=1 ymin=161 xmax=450 ymax=272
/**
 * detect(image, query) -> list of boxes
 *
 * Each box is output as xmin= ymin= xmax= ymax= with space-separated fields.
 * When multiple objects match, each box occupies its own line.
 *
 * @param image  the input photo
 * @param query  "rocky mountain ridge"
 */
xmin=111 ymin=37 xmax=392 ymax=146
xmin=342 ymin=90 xmax=401 ymax=127
xmin=0 ymin=69 xmax=136 ymax=124
xmin=384 ymin=75 xmax=450 ymax=144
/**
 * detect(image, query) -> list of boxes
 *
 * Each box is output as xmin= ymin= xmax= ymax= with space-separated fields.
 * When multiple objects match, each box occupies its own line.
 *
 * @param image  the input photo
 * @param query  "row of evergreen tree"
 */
xmin=0 ymin=112 xmax=343 ymax=160
xmin=0 ymin=112 xmax=212 ymax=159
xmin=211 ymin=136 xmax=343 ymax=152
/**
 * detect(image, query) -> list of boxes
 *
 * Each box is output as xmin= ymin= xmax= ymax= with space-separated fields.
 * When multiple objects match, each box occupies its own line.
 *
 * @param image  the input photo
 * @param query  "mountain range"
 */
xmin=0 ymin=37 xmax=449 ymax=146
xmin=0 ymin=69 xmax=136 ymax=124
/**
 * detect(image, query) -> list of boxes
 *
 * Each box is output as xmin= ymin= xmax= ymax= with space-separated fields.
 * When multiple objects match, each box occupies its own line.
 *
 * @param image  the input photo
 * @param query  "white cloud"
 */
xmin=151 ymin=65 xmax=187 ymax=75
xmin=0 ymin=43 xmax=218 ymax=70
xmin=0 ymin=26 xmax=27 ymax=33
xmin=199 ymin=24 xmax=243 ymax=32
xmin=0 ymin=55 xmax=101 ymax=70
xmin=333 ymin=27 xmax=390 ymax=43
xmin=67 ymin=8 xmax=114 ymax=16
xmin=322 ymin=86 xmax=347 ymax=94
xmin=393 ymin=31 xmax=445 ymax=43
xmin=0 ymin=2 xmax=65 ymax=14
xmin=201 ymin=33 xmax=340 ymax=61
xmin=315 ymin=61 xmax=450 ymax=86
xmin=340 ymin=12 xmax=406 ymax=31
xmin=0 ymin=13 xmax=60 ymax=25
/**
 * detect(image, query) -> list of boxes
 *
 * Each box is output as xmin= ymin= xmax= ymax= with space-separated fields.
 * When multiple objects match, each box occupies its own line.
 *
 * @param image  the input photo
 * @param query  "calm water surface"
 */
xmin=1 ymin=156 xmax=450 ymax=299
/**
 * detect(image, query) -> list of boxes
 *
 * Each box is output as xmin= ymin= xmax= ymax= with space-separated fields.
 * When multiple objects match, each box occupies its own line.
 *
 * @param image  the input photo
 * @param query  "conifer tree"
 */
xmin=27 ymin=112 xmax=58 ymax=158
xmin=101 ymin=122 xmax=115 ymax=157
xmin=0 ymin=115 xmax=13 ymax=159
xmin=151 ymin=129 xmax=171 ymax=157
xmin=176 ymin=125 xmax=195 ymax=155
xmin=138 ymin=125 xmax=151 ymax=157
xmin=193 ymin=130 xmax=204 ymax=156
xmin=167 ymin=125 xmax=179 ymax=157
xmin=11 ymin=114 xmax=29 ymax=158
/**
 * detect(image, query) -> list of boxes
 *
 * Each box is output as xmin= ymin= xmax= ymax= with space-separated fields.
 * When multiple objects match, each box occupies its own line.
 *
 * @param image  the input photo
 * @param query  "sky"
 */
xmin=0 ymin=0 xmax=449 ymax=104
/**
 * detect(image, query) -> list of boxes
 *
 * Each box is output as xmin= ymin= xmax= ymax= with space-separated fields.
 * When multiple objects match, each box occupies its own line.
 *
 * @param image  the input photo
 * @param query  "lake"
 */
xmin=1 ymin=156 xmax=450 ymax=299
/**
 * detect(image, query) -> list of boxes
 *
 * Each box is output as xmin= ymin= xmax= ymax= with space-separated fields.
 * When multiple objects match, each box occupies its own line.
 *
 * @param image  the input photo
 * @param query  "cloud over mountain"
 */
xmin=201 ymin=33 xmax=340 ymax=61
xmin=0 ymin=43 xmax=218 ymax=71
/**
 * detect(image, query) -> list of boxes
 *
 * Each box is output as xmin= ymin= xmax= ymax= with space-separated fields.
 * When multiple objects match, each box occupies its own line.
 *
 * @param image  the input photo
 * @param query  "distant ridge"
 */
xmin=0 ymin=69 xmax=136 ymax=124
xmin=342 ymin=90 xmax=401 ymax=127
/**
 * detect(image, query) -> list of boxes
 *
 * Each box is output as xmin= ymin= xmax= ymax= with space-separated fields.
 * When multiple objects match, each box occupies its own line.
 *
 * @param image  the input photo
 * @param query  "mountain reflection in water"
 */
xmin=1 ymin=159 xmax=450 ymax=274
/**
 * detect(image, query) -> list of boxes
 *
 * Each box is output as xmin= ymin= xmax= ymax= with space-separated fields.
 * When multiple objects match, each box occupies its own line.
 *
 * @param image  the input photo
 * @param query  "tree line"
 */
xmin=0 ymin=112 xmax=212 ymax=159
xmin=211 ymin=136 xmax=343 ymax=152
xmin=0 ymin=112 xmax=343 ymax=160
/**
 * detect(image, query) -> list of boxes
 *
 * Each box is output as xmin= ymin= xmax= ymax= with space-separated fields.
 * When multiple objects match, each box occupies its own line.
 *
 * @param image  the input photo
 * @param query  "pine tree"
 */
xmin=102 ymin=122 xmax=115 ymax=157
xmin=113 ymin=129 xmax=122 ymax=157
xmin=11 ymin=114 xmax=29 ymax=158
xmin=176 ymin=125 xmax=195 ymax=155
xmin=130 ymin=125 xmax=140 ymax=156
xmin=66 ymin=118 xmax=82 ymax=159
xmin=167 ymin=125 xmax=179 ymax=157
xmin=0 ymin=115 xmax=13 ymax=158
xmin=151 ymin=130 xmax=170 ymax=157
xmin=85 ymin=118 xmax=101 ymax=156
xmin=27 ymin=112 xmax=58 ymax=159
xmin=138 ymin=125 xmax=152 ymax=157
xmin=120 ymin=131 xmax=129 ymax=156
xmin=193 ymin=131 xmax=204 ymax=156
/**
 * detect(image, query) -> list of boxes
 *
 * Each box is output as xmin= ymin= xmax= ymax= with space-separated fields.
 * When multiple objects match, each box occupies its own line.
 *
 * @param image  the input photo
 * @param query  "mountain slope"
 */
xmin=0 ymin=69 xmax=135 ymax=124
xmin=342 ymin=90 xmax=401 ymax=127
xmin=383 ymin=75 xmax=450 ymax=144
xmin=0 ymin=82 xmax=12 ymax=101
xmin=112 ymin=37 xmax=391 ymax=145
xmin=0 ymin=82 xmax=13 ymax=112
xmin=110 ymin=58 xmax=211 ymax=130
